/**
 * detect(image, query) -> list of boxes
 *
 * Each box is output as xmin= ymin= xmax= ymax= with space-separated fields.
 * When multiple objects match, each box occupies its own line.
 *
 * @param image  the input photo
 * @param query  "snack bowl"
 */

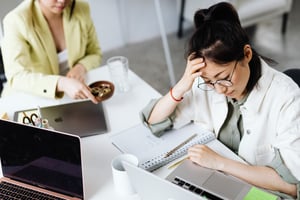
xmin=89 ymin=80 xmax=114 ymax=102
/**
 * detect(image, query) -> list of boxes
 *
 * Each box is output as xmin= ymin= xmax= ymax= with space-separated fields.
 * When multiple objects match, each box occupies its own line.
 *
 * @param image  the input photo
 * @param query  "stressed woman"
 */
xmin=1 ymin=0 xmax=101 ymax=103
xmin=141 ymin=2 xmax=300 ymax=199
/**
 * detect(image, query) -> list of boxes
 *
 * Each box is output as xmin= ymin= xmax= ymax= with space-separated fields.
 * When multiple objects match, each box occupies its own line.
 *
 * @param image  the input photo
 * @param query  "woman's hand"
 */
xmin=173 ymin=56 xmax=205 ymax=97
xmin=188 ymin=144 xmax=297 ymax=197
xmin=57 ymin=77 xmax=98 ymax=104
xmin=148 ymin=55 xmax=205 ymax=124
xmin=66 ymin=63 xmax=86 ymax=83
xmin=188 ymin=144 xmax=226 ymax=171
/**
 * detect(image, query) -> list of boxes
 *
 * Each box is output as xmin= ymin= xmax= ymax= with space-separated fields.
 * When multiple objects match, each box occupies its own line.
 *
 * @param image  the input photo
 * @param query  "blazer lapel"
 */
xmin=63 ymin=15 xmax=82 ymax=67
xmin=63 ymin=8 xmax=82 ymax=68
xmin=32 ymin=0 xmax=59 ymax=74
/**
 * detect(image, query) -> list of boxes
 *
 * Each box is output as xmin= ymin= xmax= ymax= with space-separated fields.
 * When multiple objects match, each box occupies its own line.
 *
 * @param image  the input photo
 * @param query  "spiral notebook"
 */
xmin=110 ymin=123 xmax=216 ymax=171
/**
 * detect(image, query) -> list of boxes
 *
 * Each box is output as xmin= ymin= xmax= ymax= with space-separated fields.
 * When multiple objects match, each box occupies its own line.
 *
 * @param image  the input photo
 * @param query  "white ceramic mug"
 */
xmin=111 ymin=154 xmax=138 ymax=196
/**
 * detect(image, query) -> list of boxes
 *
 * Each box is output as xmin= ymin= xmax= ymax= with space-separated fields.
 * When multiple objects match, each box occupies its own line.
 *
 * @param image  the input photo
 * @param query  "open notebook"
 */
xmin=110 ymin=123 xmax=245 ymax=171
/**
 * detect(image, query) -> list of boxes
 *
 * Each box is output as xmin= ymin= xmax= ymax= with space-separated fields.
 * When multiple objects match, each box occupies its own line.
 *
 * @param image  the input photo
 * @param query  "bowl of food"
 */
xmin=89 ymin=80 xmax=114 ymax=102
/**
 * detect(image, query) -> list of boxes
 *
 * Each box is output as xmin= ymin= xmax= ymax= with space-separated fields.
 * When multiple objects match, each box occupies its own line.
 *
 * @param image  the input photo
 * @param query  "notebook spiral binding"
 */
xmin=139 ymin=132 xmax=215 ymax=172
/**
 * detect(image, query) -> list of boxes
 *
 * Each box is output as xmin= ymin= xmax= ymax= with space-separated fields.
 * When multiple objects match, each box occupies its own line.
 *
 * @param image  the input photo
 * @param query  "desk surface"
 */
xmin=0 ymin=66 xmax=163 ymax=200
xmin=0 ymin=66 xmax=243 ymax=200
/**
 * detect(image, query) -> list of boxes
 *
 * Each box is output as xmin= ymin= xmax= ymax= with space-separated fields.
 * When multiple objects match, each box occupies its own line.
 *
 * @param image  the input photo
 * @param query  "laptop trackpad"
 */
xmin=203 ymin=172 xmax=245 ymax=200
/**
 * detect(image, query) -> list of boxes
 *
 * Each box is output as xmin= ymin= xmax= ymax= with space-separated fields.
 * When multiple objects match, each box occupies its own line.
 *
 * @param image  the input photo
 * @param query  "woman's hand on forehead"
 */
xmin=175 ymin=56 xmax=205 ymax=93
xmin=187 ymin=56 xmax=206 ymax=76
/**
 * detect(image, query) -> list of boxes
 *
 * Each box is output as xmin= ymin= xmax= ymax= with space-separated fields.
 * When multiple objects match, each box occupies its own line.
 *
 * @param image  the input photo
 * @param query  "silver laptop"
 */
xmin=123 ymin=161 xmax=201 ymax=200
xmin=166 ymin=159 xmax=280 ymax=200
xmin=14 ymin=100 xmax=108 ymax=137
xmin=124 ymin=159 xmax=279 ymax=200
xmin=0 ymin=119 xmax=84 ymax=199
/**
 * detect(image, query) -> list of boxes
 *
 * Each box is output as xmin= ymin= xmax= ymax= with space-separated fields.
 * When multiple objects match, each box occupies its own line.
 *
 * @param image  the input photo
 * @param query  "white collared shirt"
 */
xmin=173 ymin=59 xmax=300 ymax=180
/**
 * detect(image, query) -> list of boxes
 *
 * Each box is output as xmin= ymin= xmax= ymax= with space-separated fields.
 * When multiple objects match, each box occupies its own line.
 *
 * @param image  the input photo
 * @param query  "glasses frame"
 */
xmin=197 ymin=60 xmax=238 ymax=91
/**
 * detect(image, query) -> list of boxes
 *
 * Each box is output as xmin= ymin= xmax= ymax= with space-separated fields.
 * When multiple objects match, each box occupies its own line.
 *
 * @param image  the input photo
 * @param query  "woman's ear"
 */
xmin=243 ymin=44 xmax=252 ymax=63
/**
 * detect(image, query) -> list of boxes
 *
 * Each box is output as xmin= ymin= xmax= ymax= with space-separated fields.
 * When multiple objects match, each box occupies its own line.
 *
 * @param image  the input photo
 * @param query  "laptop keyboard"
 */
xmin=171 ymin=177 xmax=223 ymax=200
xmin=0 ymin=181 xmax=65 ymax=200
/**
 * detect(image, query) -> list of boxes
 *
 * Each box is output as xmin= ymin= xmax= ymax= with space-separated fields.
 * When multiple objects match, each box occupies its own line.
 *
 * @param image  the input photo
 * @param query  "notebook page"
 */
xmin=110 ymin=123 xmax=215 ymax=171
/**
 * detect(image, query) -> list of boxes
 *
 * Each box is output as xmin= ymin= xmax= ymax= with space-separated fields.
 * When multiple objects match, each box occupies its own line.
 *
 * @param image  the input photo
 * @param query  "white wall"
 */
xmin=89 ymin=0 xmax=180 ymax=52
xmin=88 ymin=0 xmax=124 ymax=53
xmin=0 ymin=1 xmax=22 ymax=23
xmin=0 ymin=0 xmax=180 ymax=52
xmin=0 ymin=0 xmax=22 ymax=44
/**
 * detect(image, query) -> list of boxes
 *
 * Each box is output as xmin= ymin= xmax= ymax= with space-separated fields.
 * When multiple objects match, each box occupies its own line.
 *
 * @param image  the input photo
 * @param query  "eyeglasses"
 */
xmin=197 ymin=60 xmax=238 ymax=91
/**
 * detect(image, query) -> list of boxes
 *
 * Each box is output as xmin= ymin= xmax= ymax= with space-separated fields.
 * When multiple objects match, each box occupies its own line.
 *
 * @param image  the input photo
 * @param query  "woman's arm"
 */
xmin=148 ymin=57 xmax=205 ymax=124
xmin=148 ymin=88 xmax=182 ymax=124
xmin=188 ymin=145 xmax=297 ymax=197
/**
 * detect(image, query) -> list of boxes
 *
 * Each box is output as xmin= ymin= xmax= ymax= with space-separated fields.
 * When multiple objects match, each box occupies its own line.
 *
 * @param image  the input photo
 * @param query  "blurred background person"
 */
xmin=1 ymin=0 xmax=101 ymax=103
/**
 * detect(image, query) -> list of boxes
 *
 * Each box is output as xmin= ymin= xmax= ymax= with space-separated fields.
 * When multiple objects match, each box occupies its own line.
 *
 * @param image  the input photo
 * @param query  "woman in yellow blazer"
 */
xmin=1 ymin=0 xmax=101 ymax=103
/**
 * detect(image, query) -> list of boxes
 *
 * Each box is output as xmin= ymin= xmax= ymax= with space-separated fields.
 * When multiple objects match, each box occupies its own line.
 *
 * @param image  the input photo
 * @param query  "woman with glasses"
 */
xmin=141 ymin=2 xmax=300 ymax=199
xmin=1 ymin=0 xmax=101 ymax=103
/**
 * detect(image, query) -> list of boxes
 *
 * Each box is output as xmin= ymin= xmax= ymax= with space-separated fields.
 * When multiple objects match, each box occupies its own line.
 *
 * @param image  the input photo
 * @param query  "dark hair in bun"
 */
xmin=194 ymin=2 xmax=240 ymax=29
xmin=187 ymin=2 xmax=247 ymax=62
xmin=185 ymin=2 xmax=274 ymax=92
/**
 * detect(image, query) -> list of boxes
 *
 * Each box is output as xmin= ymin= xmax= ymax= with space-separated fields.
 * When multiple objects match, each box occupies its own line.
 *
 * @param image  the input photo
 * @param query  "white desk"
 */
xmin=0 ymin=66 xmax=163 ymax=200
xmin=0 ymin=66 xmax=243 ymax=200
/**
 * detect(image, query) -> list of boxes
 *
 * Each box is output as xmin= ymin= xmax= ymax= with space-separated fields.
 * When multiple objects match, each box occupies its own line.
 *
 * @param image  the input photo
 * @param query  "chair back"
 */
xmin=0 ymin=48 xmax=5 ymax=95
xmin=283 ymin=68 xmax=300 ymax=87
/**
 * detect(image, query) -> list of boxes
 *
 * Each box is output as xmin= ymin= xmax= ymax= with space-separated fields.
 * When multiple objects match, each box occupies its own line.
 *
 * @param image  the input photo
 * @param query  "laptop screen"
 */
xmin=0 ymin=119 xmax=83 ymax=199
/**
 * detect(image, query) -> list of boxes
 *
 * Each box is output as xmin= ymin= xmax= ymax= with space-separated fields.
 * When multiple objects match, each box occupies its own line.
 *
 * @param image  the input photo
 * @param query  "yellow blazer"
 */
xmin=1 ymin=0 xmax=102 ymax=98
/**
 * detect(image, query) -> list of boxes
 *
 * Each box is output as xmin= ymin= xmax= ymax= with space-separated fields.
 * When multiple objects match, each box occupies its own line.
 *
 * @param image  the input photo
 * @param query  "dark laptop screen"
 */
xmin=0 ymin=119 xmax=83 ymax=198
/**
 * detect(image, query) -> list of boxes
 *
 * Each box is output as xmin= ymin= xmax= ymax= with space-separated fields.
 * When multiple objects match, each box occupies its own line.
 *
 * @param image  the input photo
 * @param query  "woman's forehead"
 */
xmin=200 ymin=60 xmax=232 ymax=78
xmin=205 ymin=59 xmax=232 ymax=69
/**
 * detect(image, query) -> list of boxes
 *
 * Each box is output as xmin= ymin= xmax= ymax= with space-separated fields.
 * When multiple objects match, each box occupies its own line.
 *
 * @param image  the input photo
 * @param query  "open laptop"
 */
xmin=123 ymin=161 xmax=200 ymax=200
xmin=166 ymin=159 xmax=251 ymax=200
xmin=124 ymin=160 xmax=279 ymax=200
xmin=168 ymin=159 xmax=280 ymax=200
xmin=14 ymin=100 xmax=108 ymax=137
xmin=0 ymin=119 xmax=84 ymax=200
